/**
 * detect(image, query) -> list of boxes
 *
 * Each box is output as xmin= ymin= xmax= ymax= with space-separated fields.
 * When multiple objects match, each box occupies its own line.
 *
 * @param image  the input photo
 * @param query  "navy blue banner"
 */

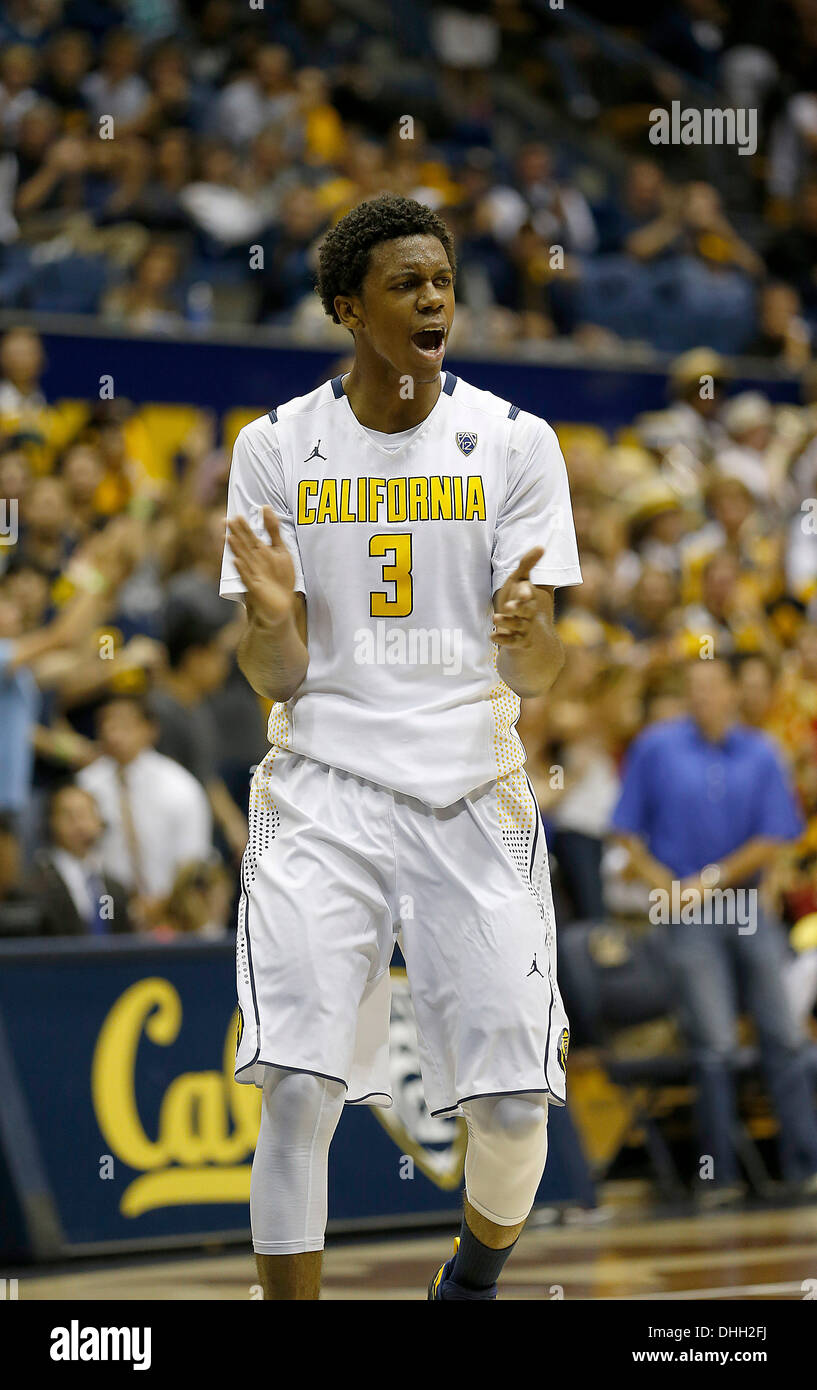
xmin=0 ymin=938 xmax=594 ymax=1259
xmin=31 ymin=328 xmax=802 ymax=434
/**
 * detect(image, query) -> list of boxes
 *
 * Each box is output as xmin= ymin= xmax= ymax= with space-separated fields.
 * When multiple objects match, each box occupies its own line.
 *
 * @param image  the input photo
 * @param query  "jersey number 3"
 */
xmin=369 ymin=533 xmax=413 ymax=617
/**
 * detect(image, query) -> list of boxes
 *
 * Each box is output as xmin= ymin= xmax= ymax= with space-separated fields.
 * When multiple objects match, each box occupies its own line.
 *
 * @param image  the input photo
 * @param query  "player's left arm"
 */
xmin=492 ymin=548 xmax=565 ymax=697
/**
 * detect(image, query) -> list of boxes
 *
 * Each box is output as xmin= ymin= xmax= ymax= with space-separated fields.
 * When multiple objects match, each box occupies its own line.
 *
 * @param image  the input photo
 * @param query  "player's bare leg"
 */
xmin=463 ymin=1195 xmax=525 ymax=1250
xmin=255 ymin=1252 xmax=322 ymax=1301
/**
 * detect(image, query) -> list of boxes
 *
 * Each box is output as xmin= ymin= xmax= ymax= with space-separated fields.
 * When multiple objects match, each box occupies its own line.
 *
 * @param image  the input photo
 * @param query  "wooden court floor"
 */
xmin=14 ymin=1189 xmax=817 ymax=1300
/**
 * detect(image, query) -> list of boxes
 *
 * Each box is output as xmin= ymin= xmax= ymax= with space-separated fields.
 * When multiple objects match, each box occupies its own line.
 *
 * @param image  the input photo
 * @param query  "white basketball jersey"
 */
xmin=220 ymin=370 xmax=582 ymax=807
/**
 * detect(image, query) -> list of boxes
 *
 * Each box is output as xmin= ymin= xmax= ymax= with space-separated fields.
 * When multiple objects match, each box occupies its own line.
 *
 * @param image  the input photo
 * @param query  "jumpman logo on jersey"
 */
xmin=527 ymin=954 xmax=544 ymax=978
xmin=304 ymin=439 xmax=327 ymax=462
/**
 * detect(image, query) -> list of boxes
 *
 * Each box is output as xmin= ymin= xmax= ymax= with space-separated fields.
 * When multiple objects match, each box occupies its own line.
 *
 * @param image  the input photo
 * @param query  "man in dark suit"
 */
xmin=31 ymin=784 xmax=132 ymax=936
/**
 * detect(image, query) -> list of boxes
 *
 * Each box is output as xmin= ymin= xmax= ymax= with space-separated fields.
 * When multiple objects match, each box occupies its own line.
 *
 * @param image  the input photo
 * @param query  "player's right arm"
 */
xmin=229 ymin=507 xmax=309 ymax=702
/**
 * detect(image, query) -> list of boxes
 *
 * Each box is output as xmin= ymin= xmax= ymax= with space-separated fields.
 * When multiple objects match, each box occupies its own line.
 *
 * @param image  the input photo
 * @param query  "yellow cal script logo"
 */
xmin=91 ymin=979 xmax=261 ymax=1218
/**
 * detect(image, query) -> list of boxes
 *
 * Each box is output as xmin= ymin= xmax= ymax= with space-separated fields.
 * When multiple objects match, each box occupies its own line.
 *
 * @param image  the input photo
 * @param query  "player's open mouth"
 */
xmin=411 ymin=328 xmax=446 ymax=359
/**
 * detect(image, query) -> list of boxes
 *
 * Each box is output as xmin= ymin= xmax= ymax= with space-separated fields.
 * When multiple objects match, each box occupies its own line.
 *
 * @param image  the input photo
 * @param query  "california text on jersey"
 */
xmin=297 ymin=475 xmax=488 ymax=525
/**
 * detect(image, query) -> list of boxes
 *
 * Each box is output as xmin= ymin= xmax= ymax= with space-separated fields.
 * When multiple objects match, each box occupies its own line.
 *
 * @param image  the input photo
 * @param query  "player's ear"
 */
xmin=334 ymin=295 xmax=362 ymax=334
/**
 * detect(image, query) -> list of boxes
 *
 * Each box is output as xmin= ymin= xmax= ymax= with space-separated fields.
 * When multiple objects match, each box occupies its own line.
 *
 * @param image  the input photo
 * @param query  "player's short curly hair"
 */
xmin=315 ymin=193 xmax=456 ymax=326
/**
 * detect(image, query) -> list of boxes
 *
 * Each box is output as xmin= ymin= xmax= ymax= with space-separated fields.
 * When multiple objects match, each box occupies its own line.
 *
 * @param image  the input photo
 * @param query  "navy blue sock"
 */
xmin=448 ymin=1216 xmax=519 ymax=1291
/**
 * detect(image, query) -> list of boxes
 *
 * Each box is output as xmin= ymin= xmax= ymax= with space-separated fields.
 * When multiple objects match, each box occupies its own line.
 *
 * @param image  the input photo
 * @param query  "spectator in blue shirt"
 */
xmin=0 ymin=524 xmax=128 ymax=833
xmin=612 ymin=655 xmax=817 ymax=1205
xmin=0 ymin=586 xmax=51 ymax=820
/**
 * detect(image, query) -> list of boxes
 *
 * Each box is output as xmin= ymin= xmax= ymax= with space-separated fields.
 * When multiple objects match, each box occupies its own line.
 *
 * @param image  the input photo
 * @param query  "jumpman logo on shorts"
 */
xmin=527 ymin=954 xmax=544 ymax=978
xmin=304 ymin=439 xmax=327 ymax=462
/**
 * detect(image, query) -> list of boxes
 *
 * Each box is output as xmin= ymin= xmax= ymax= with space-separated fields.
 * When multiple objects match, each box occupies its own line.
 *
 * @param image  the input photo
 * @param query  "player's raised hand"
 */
xmin=493 ymin=547 xmax=545 ymax=648
xmin=227 ymin=507 xmax=298 ymax=629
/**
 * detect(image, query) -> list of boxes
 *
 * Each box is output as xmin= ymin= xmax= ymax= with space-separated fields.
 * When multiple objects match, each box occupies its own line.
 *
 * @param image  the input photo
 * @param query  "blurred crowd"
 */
xmin=1 ymin=325 xmax=817 ymax=962
xmin=520 ymin=344 xmax=817 ymax=962
xmin=0 ymin=322 xmax=264 ymax=939
xmin=2 ymin=0 xmax=817 ymax=356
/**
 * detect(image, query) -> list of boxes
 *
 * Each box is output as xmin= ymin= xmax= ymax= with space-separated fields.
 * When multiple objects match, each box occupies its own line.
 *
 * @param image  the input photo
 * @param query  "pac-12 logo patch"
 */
xmin=236 ymin=1005 xmax=244 ymax=1054
xmin=557 ymin=1027 xmax=569 ymax=1074
xmin=456 ymin=431 xmax=477 ymax=456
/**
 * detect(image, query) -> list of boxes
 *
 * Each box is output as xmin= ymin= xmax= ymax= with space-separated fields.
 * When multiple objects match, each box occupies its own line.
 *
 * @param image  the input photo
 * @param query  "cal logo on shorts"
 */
xmin=236 ymin=1006 xmax=244 ymax=1054
xmin=456 ymin=431 xmax=477 ymax=456
xmin=558 ymin=1027 xmax=569 ymax=1074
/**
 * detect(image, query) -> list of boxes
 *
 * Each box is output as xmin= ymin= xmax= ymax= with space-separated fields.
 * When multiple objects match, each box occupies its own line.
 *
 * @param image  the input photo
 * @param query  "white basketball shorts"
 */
xmin=234 ymin=747 xmax=569 ymax=1117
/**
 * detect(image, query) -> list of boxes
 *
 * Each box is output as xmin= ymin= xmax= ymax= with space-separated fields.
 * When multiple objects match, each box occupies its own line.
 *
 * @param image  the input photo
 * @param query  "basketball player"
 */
xmin=221 ymin=194 xmax=582 ymax=1300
